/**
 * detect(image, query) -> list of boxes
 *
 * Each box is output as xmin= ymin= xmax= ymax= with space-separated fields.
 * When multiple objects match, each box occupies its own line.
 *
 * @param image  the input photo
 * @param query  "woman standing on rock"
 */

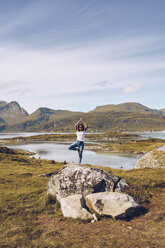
xmin=68 ymin=118 xmax=88 ymax=164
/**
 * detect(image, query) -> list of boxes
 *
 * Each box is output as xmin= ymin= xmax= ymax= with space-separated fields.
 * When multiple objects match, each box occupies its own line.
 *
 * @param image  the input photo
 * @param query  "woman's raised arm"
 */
xmin=75 ymin=118 xmax=82 ymax=130
xmin=82 ymin=121 xmax=88 ymax=131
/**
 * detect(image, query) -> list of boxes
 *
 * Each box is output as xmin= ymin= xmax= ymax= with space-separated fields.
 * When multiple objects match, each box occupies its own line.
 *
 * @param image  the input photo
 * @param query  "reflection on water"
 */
xmin=7 ymin=142 xmax=140 ymax=170
xmin=36 ymin=149 xmax=49 ymax=155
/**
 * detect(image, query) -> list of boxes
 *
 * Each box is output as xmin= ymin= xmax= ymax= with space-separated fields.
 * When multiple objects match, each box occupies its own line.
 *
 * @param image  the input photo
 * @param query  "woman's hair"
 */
xmin=78 ymin=124 xmax=84 ymax=131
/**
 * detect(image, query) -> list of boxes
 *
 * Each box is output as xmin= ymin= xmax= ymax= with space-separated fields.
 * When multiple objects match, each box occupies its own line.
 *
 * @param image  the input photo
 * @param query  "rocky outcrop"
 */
xmin=86 ymin=192 xmax=139 ymax=219
xmin=47 ymin=164 xmax=144 ymax=221
xmin=60 ymin=194 xmax=94 ymax=220
xmin=135 ymin=149 xmax=165 ymax=169
xmin=0 ymin=146 xmax=17 ymax=154
xmin=48 ymin=164 xmax=128 ymax=201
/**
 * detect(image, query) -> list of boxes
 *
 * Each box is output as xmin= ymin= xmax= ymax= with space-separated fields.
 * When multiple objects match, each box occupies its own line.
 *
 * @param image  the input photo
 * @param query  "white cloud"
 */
xmin=93 ymin=80 xmax=112 ymax=87
xmin=0 ymin=80 xmax=25 ymax=90
xmin=0 ymin=79 xmax=29 ymax=98
xmin=0 ymin=34 xmax=165 ymax=112
xmin=123 ymin=84 xmax=141 ymax=94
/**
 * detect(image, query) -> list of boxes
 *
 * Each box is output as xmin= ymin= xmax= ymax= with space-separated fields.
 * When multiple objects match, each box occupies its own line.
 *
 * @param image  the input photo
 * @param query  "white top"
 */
xmin=76 ymin=131 xmax=86 ymax=142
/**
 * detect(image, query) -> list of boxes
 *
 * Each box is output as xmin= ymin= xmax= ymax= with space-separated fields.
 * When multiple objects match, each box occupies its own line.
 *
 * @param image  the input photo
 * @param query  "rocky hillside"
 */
xmin=0 ymin=101 xmax=28 ymax=124
xmin=1 ymin=101 xmax=165 ymax=132
xmin=0 ymin=101 xmax=7 ymax=107
xmin=90 ymin=102 xmax=162 ymax=115
xmin=5 ymin=107 xmax=82 ymax=132
xmin=160 ymin=108 xmax=165 ymax=116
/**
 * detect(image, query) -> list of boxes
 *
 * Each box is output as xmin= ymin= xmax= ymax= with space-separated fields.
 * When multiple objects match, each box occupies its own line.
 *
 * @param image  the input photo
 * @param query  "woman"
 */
xmin=68 ymin=118 xmax=88 ymax=164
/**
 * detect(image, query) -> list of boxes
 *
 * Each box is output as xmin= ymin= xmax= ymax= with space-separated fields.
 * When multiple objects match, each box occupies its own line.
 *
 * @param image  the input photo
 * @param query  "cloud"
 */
xmin=8 ymin=88 xmax=29 ymax=96
xmin=0 ymin=34 xmax=164 ymax=97
xmin=0 ymin=80 xmax=29 ymax=97
xmin=0 ymin=33 xmax=165 ymax=113
xmin=93 ymin=80 xmax=112 ymax=87
xmin=123 ymin=84 xmax=141 ymax=94
xmin=0 ymin=80 xmax=24 ymax=90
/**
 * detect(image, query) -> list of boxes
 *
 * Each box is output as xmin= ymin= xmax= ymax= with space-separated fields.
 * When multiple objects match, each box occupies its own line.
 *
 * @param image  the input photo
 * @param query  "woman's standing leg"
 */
xmin=78 ymin=142 xmax=84 ymax=164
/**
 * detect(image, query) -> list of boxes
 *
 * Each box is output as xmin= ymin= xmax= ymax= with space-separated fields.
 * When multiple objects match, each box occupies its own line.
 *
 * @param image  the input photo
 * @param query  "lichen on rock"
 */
xmin=60 ymin=194 xmax=94 ymax=220
xmin=48 ymin=163 xmax=128 ymax=201
xmin=86 ymin=192 xmax=139 ymax=219
xmin=135 ymin=148 xmax=165 ymax=169
xmin=47 ymin=164 xmax=144 ymax=220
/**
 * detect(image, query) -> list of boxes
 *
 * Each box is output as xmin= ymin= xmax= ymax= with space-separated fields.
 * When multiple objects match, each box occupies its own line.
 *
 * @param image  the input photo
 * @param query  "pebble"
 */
xmin=127 ymin=226 xmax=132 ymax=229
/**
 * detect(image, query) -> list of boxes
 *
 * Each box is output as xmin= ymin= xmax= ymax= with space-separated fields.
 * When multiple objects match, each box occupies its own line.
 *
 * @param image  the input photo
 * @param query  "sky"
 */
xmin=0 ymin=0 xmax=165 ymax=114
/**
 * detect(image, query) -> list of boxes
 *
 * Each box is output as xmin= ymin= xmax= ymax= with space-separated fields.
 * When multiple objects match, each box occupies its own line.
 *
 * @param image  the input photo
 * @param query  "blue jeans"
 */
xmin=68 ymin=140 xmax=84 ymax=163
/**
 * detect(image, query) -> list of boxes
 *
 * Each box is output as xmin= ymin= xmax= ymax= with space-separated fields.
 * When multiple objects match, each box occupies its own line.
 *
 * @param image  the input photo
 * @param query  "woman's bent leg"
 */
xmin=68 ymin=141 xmax=79 ymax=151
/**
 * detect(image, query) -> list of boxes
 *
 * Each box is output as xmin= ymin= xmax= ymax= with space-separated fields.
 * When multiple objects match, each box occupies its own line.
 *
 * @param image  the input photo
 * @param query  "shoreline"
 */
xmin=1 ymin=132 xmax=165 ymax=155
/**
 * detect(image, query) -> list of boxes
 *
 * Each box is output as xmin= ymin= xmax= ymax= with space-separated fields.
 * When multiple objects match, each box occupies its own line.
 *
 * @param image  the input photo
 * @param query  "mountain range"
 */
xmin=0 ymin=101 xmax=165 ymax=132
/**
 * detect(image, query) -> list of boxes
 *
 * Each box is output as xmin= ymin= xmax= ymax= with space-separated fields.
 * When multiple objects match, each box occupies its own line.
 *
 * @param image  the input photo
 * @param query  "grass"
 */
xmin=103 ymin=137 xmax=165 ymax=154
xmin=0 ymin=148 xmax=165 ymax=247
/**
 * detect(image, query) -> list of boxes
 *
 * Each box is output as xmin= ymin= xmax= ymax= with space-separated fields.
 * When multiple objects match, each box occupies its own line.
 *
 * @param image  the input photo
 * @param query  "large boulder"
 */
xmin=135 ymin=149 xmax=165 ymax=169
xmin=48 ymin=164 xmax=128 ymax=201
xmin=86 ymin=192 xmax=139 ymax=219
xmin=60 ymin=194 xmax=94 ymax=220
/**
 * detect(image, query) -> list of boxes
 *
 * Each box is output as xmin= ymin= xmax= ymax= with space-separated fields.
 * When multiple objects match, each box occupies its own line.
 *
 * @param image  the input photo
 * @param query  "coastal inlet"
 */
xmin=1 ymin=131 xmax=165 ymax=170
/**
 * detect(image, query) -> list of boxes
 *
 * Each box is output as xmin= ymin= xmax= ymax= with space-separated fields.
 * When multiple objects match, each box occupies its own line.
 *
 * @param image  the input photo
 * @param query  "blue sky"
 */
xmin=0 ymin=0 xmax=165 ymax=113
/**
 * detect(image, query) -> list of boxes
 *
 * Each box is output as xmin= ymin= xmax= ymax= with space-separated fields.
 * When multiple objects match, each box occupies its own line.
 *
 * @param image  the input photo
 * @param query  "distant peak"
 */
xmin=90 ymin=102 xmax=161 ymax=114
xmin=0 ymin=101 xmax=7 ymax=107
xmin=0 ymin=101 xmax=7 ymax=104
xmin=9 ymin=101 xmax=19 ymax=106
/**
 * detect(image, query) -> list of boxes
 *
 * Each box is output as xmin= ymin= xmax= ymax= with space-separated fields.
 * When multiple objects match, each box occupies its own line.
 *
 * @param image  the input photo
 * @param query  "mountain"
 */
xmin=0 ymin=101 xmax=7 ymax=107
xmin=0 ymin=101 xmax=29 ymax=124
xmin=26 ymin=107 xmax=82 ymax=120
xmin=91 ymin=102 xmax=162 ymax=115
xmin=160 ymin=109 xmax=165 ymax=116
xmin=1 ymin=101 xmax=165 ymax=132
xmin=83 ymin=111 xmax=165 ymax=131
xmin=0 ymin=117 xmax=5 ymax=123
xmin=6 ymin=107 xmax=82 ymax=132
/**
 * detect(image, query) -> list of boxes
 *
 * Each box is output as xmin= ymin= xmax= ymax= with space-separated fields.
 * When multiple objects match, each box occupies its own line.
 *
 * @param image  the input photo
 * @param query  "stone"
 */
xmin=135 ymin=149 xmax=165 ymax=169
xmin=60 ymin=194 xmax=93 ymax=220
xmin=39 ymin=171 xmax=57 ymax=177
xmin=0 ymin=147 xmax=16 ymax=154
xmin=86 ymin=192 xmax=139 ymax=219
xmin=114 ymin=179 xmax=129 ymax=192
xmin=48 ymin=163 xmax=125 ymax=201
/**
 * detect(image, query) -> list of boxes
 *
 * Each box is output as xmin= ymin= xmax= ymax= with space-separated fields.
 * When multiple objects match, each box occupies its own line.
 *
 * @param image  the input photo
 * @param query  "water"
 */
xmin=2 ymin=131 xmax=165 ymax=169
xmin=127 ymin=131 xmax=165 ymax=140
xmin=7 ymin=142 xmax=140 ymax=170
xmin=4 ymin=132 xmax=162 ymax=169
xmin=0 ymin=132 xmax=101 ymax=139
xmin=0 ymin=132 xmax=48 ymax=139
xmin=1 ymin=131 xmax=165 ymax=140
